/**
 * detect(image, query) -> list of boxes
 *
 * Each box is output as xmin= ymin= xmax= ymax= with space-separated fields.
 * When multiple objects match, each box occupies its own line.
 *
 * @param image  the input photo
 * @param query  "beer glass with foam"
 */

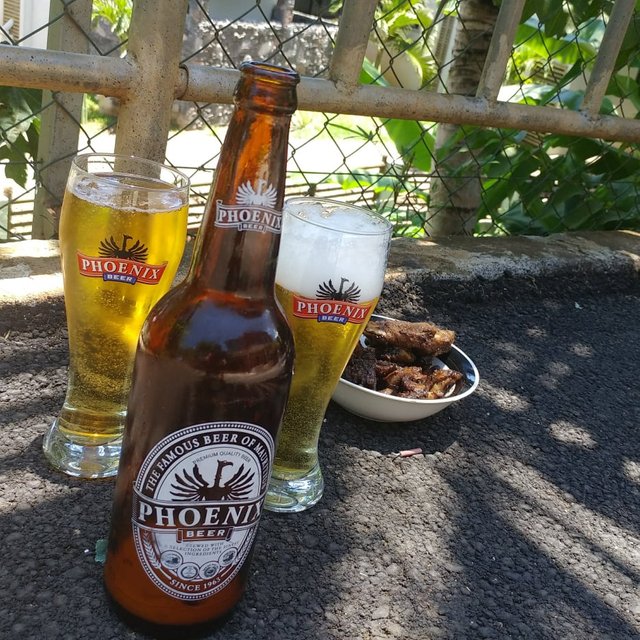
xmin=43 ymin=154 xmax=189 ymax=478
xmin=266 ymin=198 xmax=392 ymax=512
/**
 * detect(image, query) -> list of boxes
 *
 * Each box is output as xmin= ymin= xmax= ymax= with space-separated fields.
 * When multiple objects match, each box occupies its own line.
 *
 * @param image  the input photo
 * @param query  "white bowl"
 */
xmin=331 ymin=317 xmax=480 ymax=423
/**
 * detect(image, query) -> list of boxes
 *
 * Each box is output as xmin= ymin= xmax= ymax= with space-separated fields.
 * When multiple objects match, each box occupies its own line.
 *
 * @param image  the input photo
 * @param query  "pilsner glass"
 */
xmin=43 ymin=153 xmax=189 ymax=479
xmin=266 ymin=197 xmax=392 ymax=512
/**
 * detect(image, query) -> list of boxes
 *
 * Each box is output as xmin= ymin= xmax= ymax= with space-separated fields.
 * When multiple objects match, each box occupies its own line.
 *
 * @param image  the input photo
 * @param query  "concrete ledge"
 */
xmin=0 ymin=240 xmax=63 ymax=304
xmin=1 ymin=231 xmax=638 ymax=305
xmin=386 ymin=231 xmax=640 ymax=281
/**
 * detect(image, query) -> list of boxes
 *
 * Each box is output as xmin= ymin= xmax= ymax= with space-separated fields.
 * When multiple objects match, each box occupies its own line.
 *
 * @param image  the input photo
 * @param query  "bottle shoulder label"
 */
xmin=214 ymin=180 xmax=281 ymax=234
xmin=132 ymin=421 xmax=274 ymax=601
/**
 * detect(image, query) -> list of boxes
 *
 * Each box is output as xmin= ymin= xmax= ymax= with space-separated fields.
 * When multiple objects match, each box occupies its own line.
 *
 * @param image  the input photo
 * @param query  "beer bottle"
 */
xmin=104 ymin=61 xmax=299 ymax=634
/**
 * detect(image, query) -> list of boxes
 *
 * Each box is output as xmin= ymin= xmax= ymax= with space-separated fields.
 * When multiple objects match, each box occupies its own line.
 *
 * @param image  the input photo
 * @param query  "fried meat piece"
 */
xmin=375 ymin=346 xmax=416 ymax=365
xmin=382 ymin=365 xmax=463 ymax=400
xmin=374 ymin=360 xmax=399 ymax=381
xmin=364 ymin=319 xmax=455 ymax=357
xmin=342 ymin=343 xmax=377 ymax=389
xmin=422 ymin=368 xmax=464 ymax=398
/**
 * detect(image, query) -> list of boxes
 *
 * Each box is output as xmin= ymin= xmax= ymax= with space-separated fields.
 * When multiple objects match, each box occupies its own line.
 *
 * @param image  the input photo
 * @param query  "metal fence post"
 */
xmin=114 ymin=0 xmax=189 ymax=162
xmin=31 ymin=0 xmax=92 ymax=239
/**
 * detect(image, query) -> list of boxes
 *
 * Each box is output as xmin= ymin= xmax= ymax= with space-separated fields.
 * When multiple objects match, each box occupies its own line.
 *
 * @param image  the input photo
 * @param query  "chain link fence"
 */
xmin=0 ymin=0 xmax=639 ymax=241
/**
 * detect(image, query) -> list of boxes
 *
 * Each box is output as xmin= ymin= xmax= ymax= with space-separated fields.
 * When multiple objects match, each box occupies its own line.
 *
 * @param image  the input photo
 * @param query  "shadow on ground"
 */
xmin=1 ymin=279 xmax=639 ymax=639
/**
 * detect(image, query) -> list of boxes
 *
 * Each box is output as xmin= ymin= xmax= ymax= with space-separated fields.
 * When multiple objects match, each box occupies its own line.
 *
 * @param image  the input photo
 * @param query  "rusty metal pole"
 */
xmin=329 ymin=0 xmax=378 ymax=89
xmin=581 ymin=0 xmax=636 ymax=116
xmin=31 ymin=0 xmax=92 ymax=239
xmin=114 ymin=0 xmax=189 ymax=161
xmin=476 ymin=0 xmax=526 ymax=101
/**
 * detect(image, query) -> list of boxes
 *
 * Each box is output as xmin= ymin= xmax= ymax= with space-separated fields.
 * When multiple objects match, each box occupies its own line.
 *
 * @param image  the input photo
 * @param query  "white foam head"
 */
xmin=71 ymin=174 xmax=186 ymax=213
xmin=276 ymin=198 xmax=391 ymax=301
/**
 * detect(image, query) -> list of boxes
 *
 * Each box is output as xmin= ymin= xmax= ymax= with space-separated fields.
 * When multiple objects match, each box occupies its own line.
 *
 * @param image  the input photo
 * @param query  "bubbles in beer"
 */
xmin=72 ymin=175 xmax=187 ymax=214
xmin=58 ymin=177 xmax=188 ymax=441
xmin=275 ymin=200 xmax=391 ymax=301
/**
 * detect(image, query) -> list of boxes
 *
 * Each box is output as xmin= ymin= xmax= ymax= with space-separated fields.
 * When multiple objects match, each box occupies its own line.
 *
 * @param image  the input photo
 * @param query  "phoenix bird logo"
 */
xmin=98 ymin=234 xmax=149 ymax=262
xmin=236 ymin=180 xmax=277 ymax=208
xmin=170 ymin=460 xmax=254 ymax=502
xmin=316 ymin=277 xmax=361 ymax=303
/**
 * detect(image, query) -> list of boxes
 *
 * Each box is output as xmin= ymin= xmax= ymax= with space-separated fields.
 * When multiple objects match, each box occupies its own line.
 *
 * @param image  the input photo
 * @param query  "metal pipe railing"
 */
xmin=0 ymin=0 xmax=639 ymax=240
xmin=114 ymin=0 xmax=189 ymax=161
xmin=180 ymin=66 xmax=640 ymax=144
xmin=476 ymin=0 xmax=526 ymax=101
xmin=329 ymin=0 xmax=378 ymax=89
xmin=581 ymin=0 xmax=636 ymax=116
xmin=2 ymin=47 xmax=640 ymax=147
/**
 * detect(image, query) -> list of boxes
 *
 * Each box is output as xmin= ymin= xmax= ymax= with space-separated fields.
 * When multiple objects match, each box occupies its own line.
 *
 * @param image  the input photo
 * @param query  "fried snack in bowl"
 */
xmin=332 ymin=315 xmax=479 ymax=422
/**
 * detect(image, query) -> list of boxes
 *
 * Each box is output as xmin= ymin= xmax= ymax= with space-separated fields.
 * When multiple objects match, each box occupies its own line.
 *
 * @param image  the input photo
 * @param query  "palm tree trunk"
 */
xmin=426 ymin=0 xmax=499 ymax=236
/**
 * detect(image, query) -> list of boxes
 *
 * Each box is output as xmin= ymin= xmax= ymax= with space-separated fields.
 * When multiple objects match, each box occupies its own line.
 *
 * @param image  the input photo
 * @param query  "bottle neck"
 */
xmin=188 ymin=106 xmax=292 ymax=298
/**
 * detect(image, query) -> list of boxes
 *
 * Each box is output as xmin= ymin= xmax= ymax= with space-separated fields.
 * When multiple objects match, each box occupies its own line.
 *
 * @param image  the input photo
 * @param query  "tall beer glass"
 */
xmin=43 ymin=154 xmax=189 ymax=479
xmin=266 ymin=198 xmax=392 ymax=512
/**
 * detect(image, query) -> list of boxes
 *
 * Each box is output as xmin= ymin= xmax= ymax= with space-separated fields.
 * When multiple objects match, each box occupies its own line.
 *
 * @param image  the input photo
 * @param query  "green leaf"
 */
xmin=382 ymin=118 xmax=434 ymax=172
xmin=521 ymin=0 xmax=540 ymax=22
xmin=541 ymin=6 xmax=569 ymax=38
xmin=565 ymin=138 xmax=604 ymax=161
xmin=0 ymin=86 xmax=41 ymax=143
xmin=481 ymin=175 xmax=516 ymax=212
xmin=0 ymin=128 xmax=37 ymax=187
xmin=607 ymin=74 xmax=640 ymax=110
xmin=515 ymin=23 xmax=597 ymax=65
xmin=360 ymin=59 xmax=389 ymax=87
xmin=4 ymin=157 xmax=27 ymax=187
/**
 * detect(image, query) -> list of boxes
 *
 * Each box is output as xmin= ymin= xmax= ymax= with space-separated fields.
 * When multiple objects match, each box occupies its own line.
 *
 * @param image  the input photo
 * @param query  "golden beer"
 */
xmin=273 ymin=284 xmax=378 ymax=475
xmin=266 ymin=198 xmax=392 ymax=512
xmin=44 ymin=155 xmax=189 ymax=478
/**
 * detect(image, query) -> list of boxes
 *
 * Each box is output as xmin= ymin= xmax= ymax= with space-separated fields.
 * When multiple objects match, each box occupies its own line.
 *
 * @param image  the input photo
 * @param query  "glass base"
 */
xmin=42 ymin=418 xmax=122 ymax=479
xmin=264 ymin=462 xmax=324 ymax=513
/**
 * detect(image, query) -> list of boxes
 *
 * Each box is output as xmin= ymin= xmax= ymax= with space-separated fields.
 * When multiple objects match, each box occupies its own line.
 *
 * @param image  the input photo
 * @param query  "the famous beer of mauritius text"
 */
xmin=58 ymin=176 xmax=187 ymax=440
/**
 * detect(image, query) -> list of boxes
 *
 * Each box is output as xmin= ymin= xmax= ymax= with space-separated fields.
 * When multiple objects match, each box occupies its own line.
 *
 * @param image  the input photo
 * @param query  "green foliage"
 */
xmin=372 ymin=0 xmax=437 ymax=87
xmin=336 ymin=164 xmax=430 ymax=237
xmin=360 ymin=60 xmax=435 ymax=172
xmin=461 ymin=125 xmax=640 ymax=235
xmin=92 ymin=0 xmax=132 ymax=43
xmin=473 ymin=0 xmax=640 ymax=234
xmin=344 ymin=0 xmax=640 ymax=236
xmin=0 ymin=87 xmax=41 ymax=188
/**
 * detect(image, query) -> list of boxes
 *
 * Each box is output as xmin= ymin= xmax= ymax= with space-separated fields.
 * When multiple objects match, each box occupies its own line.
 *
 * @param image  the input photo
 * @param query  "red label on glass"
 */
xmin=292 ymin=295 xmax=371 ymax=325
xmin=76 ymin=252 xmax=167 ymax=285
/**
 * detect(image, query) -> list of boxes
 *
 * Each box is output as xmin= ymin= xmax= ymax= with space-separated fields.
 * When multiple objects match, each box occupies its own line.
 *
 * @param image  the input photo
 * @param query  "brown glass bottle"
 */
xmin=103 ymin=62 xmax=299 ymax=634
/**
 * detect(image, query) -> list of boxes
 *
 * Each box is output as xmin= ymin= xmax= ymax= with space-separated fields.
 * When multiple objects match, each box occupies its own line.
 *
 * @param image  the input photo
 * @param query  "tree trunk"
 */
xmin=426 ymin=0 xmax=499 ymax=236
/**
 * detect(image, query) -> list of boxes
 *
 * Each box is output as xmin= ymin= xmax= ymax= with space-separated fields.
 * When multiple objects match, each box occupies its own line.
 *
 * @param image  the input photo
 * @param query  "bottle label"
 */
xmin=132 ymin=422 xmax=274 ymax=601
xmin=215 ymin=180 xmax=281 ymax=233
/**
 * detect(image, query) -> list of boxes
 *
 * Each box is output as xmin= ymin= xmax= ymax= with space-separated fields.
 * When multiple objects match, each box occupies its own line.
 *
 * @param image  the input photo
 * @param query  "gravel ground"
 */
xmin=1 ymin=271 xmax=639 ymax=640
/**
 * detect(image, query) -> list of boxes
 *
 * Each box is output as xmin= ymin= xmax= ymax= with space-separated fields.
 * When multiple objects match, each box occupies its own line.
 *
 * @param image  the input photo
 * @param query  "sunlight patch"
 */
xmin=526 ymin=326 xmax=548 ymax=338
xmin=622 ymin=459 xmax=640 ymax=486
xmin=570 ymin=343 xmax=594 ymax=358
xmin=548 ymin=420 xmax=597 ymax=449
xmin=477 ymin=382 xmax=530 ymax=412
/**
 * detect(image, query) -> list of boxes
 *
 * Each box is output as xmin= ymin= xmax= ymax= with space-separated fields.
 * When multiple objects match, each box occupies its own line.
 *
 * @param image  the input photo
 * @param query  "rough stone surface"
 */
xmin=2 ymin=230 xmax=639 ymax=303
xmin=0 ymin=232 xmax=639 ymax=639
